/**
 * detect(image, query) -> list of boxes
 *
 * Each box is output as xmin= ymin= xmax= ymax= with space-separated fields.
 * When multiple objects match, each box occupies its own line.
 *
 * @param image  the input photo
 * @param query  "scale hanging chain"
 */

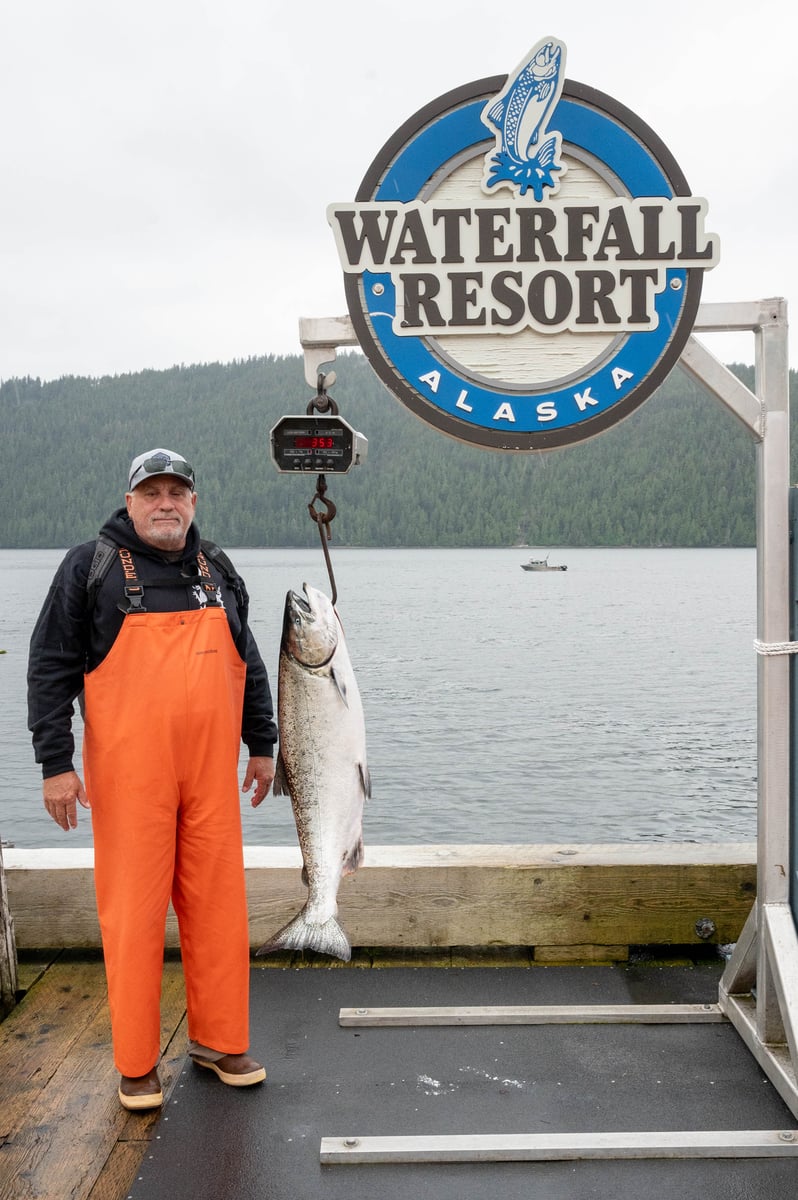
xmin=304 ymin=374 xmax=341 ymax=604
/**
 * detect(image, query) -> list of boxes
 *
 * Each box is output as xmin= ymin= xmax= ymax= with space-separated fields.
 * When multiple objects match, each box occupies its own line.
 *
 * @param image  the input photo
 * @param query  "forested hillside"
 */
xmin=0 ymin=353 xmax=794 ymax=548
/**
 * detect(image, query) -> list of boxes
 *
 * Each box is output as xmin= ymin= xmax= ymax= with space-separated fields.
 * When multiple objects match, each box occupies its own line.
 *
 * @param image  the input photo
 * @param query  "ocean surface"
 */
xmin=1 ymin=546 xmax=758 ymax=850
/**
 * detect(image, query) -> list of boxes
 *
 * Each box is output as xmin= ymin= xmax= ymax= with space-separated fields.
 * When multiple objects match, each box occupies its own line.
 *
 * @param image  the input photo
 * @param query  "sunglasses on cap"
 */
xmin=142 ymin=454 xmax=193 ymax=478
xmin=129 ymin=453 xmax=195 ymax=490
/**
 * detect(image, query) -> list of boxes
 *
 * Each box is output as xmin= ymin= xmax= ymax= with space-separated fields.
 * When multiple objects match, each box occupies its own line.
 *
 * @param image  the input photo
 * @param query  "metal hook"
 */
xmin=307 ymin=474 xmax=338 ymax=605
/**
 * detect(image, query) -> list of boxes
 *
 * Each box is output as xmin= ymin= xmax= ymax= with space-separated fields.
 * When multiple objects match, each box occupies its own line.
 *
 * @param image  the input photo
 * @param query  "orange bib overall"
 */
xmin=83 ymin=604 xmax=249 ymax=1077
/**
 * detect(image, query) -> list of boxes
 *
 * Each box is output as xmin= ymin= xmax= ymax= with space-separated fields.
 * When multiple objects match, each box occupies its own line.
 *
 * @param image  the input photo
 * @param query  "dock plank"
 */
xmin=7 ymin=845 xmax=757 ymax=952
xmin=0 ymin=958 xmax=108 ymax=1141
xmin=15 ymin=951 xmax=61 ymax=996
xmin=0 ymin=959 xmax=187 ymax=1200
xmin=85 ymin=1142 xmax=143 ymax=1200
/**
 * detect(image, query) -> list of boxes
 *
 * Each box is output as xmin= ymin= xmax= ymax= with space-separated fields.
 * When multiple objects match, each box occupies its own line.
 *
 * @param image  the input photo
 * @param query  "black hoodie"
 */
xmin=27 ymin=508 xmax=277 ymax=778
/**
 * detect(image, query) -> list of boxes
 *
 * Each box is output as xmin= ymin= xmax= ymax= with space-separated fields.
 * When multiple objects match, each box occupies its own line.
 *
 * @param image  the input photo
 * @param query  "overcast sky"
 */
xmin=1 ymin=0 xmax=795 ymax=382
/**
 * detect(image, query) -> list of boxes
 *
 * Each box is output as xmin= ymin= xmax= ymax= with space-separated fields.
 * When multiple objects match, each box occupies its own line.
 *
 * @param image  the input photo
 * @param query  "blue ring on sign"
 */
xmin=363 ymin=268 xmax=686 ymax=432
xmin=363 ymin=95 xmax=684 ymax=435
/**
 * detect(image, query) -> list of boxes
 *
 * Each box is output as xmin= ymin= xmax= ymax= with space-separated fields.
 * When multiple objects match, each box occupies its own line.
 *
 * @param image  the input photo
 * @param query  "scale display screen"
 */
xmin=292 ymin=435 xmax=336 ymax=449
xmin=270 ymin=414 xmax=367 ymax=473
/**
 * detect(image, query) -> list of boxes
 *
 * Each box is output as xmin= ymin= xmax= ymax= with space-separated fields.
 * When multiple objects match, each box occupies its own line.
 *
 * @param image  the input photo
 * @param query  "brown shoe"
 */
xmin=118 ymin=1067 xmax=163 ymax=1110
xmin=191 ymin=1052 xmax=266 ymax=1086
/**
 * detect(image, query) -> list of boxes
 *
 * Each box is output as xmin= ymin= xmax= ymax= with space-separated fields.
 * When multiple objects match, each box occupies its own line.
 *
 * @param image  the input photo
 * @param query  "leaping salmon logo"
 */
xmin=481 ymin=37 xmax=566 ymax=200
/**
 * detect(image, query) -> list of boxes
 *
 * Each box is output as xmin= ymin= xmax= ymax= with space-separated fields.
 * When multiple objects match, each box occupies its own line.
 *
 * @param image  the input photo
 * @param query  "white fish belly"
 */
xmin=278 ymin=640 xmax=367 ymax=922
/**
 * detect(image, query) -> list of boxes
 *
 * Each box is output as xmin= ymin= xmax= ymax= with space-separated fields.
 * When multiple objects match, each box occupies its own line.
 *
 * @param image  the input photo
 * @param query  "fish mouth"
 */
xmin=530 ymin=42 xmax=560 ymax=82
xmin=288 ymin=586 xmax=312 ymax=614
xmin=282 ymin=585 xmax=311 ymax=642
xmin=536 ymin=42 xmax=559 ymax=67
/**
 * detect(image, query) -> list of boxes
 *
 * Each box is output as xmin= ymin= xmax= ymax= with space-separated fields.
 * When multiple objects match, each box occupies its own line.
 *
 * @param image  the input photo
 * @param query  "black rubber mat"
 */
xmin=130 ymin=962 xmax=798 ymax=1199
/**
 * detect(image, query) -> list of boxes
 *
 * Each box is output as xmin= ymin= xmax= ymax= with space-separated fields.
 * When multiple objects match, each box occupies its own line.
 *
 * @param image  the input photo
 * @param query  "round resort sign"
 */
xmin=328 ymin=37 xmax=719 ymax=451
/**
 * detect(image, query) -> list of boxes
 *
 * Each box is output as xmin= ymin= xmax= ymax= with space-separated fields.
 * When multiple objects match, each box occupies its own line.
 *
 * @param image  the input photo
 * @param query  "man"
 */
xmin=28 ymin=448 xmax=277 ymax=1110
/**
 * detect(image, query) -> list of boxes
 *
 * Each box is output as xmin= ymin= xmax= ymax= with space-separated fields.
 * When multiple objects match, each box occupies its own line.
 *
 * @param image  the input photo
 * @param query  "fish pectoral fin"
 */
xmin=343 ymin=836 xmax=364 ymax=877
xmin=536 ymin=135 xmax=558 ymax=166
xmin=331 ymin=665 xmax=349 ymax=708
xmin=273 ymin=752 xmax=290 ymax=797
xmin=358 ymin=762 xmax=372 ymax=800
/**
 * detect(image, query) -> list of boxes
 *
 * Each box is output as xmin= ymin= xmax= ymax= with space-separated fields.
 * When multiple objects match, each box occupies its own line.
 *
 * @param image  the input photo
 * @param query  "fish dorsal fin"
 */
xmin=331 ymin=665 xmax=349 ymax=708
xmin=486 ymin=97 xmax=505 ymax=126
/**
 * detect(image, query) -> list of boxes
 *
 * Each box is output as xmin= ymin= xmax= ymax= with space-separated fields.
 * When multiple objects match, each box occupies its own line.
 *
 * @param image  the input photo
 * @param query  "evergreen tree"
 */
xmin=1 ymin=354 xmax=793 ymax=549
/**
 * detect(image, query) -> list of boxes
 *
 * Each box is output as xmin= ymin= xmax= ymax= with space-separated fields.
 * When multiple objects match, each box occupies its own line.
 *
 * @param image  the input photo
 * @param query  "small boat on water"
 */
xmin=521 ymin=554 xmax=567 ymax=572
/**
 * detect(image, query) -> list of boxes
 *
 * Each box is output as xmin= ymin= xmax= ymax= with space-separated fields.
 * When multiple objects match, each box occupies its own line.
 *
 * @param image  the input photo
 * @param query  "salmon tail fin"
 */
xmin=255 ymin=909 xmax=351 ymax=962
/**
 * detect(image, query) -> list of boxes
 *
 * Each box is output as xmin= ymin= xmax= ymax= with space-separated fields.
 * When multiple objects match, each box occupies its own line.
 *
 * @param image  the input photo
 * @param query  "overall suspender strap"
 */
xmin=106 ymin=544 xmax=226 ymax=614
xmin=195 ymin=549 xmax=222 ymax=606
xmin=116 ymin=548 xmax=147 ymax=614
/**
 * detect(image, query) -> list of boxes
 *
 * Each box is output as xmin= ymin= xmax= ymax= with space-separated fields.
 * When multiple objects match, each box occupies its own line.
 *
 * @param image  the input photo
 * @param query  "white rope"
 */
xmin=754 ymin=639 xmax=798 ymax=656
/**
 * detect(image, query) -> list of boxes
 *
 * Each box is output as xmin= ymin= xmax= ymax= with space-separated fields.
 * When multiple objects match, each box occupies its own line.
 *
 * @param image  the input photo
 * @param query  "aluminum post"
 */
xmin=789 ymin=487 xmax=798 ymax=930
xmin=753 ymin=302 xmax=791 ymax=1044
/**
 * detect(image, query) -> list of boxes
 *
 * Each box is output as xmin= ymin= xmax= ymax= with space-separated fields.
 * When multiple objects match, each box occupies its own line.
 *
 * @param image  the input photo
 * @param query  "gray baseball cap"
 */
xmin=128 ymin=448 xmax=195 ymax=492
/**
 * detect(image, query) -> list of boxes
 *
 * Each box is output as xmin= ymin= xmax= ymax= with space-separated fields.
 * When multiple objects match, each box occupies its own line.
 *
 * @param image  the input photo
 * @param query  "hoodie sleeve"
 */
xmin=219 ymin=564 xmax=277 ymax=757
xmin=240 ymin=625 xmax=278 ymax=758
xmin=231 ymin=575 xmax=277 ymax=755
xmin=27 ymin=543 xmax=95 ymax=778
xmin=206 ymin=552 xmax=277 ymax=758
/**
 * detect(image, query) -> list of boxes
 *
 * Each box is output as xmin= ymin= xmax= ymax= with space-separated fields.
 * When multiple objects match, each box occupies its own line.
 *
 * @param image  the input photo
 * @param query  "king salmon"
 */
xmin=256 ymin=583 xmax=370 ymax=961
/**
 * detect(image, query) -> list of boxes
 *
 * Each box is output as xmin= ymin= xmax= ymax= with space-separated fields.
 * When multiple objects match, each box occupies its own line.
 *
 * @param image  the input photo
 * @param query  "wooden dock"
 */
xmin=0 ymin=842 xmax=760 ymax=1197
xmin=3 ymin=944 xmax=788 ymax=1200
xmin=0 ymin=946 xmax=550 ymax=1200
xmin=0 ymin=943 xmax=536 ymax=1200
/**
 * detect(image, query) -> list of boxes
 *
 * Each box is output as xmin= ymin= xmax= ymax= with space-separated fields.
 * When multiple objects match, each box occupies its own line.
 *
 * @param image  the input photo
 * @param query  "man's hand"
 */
xmin=242 ymin=756 xmax=276 ymax=808
xmin=43 ymin=771 xmax=90 ymax=831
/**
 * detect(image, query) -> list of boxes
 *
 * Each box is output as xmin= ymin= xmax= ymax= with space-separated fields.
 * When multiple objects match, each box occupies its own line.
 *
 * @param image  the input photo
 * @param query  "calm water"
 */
xmin=1 ymin=546 xmax=758 ymax=849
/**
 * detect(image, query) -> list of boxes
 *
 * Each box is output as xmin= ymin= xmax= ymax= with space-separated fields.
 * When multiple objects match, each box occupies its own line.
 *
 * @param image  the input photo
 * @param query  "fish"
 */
xmin=481 ymin=38 xmax=566 ymax=200
xmin=256 ymin=583 xmax=370 ymax=961
xmin=483 ymin=39 xmax=563 ymax=163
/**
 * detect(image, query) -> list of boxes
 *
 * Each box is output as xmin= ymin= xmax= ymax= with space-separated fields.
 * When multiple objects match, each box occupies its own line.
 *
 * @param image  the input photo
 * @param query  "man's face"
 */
xmin=126 ymin=476 xmax=197 ymax=551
